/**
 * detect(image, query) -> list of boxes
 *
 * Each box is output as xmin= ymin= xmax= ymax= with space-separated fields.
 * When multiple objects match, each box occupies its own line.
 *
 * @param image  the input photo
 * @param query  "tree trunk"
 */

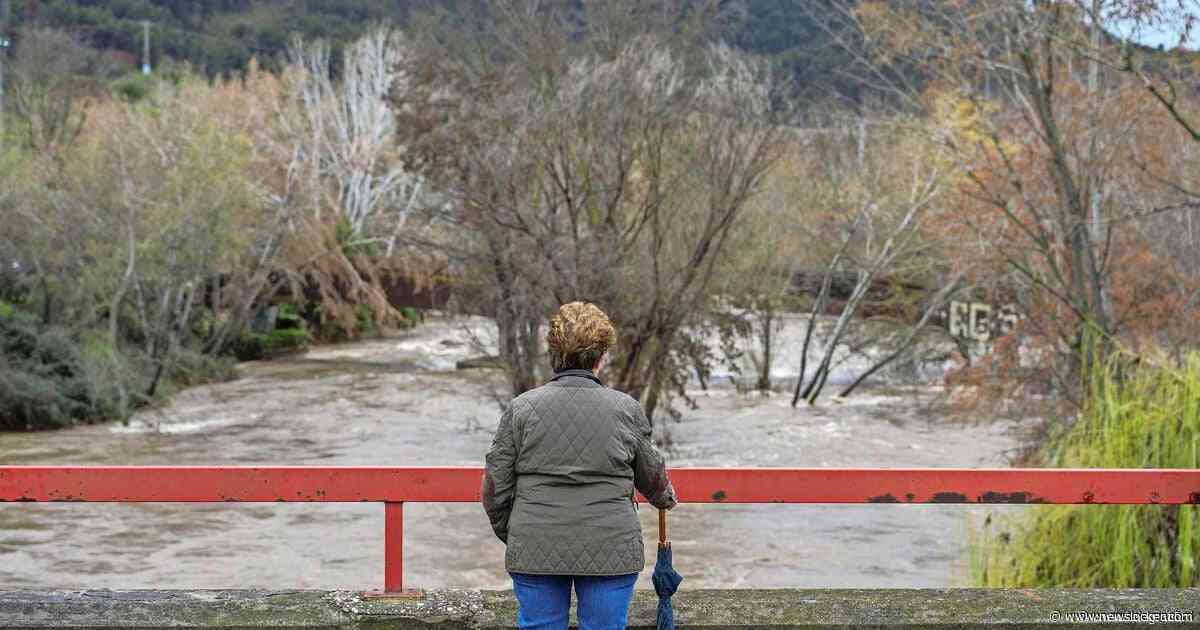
xmin=838 ymin=277 xmax=963 ymax=398
xmin=490 ymin=236 xmax=540 ymax=396
xmin=110 ymin=220 xmax=138 ymax=348
xmin=145 ymin=286 xmax=176 ymax=399
xmin=804 ymin=270 xmax=872 ymax=404
xmin=756 ymin=298 xmax=774 ymax=391
xmin=792 ymin=214 xmax=862 ymax=407
xmin=792 ymin=278 xmax=830 ymax=406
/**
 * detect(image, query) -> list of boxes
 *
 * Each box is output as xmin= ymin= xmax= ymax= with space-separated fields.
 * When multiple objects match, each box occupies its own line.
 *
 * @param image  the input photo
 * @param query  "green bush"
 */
xmin=354 ymin=303 xmax=376 ymax=335
xmin=399 ymin=306 xmax=420 ymax=329
xmin=0 ymin=312 xmax=101 ymax=429
xmin=277 ymin=303 xmax=304 ymax=329
xmin=231 ymin=328 xmax=309 ymax=361
xmin=0 ymin=303 xmax=244 ymax=430
xmin=971 ymin=351 xmax=1200 ymax=587
xmin=112 ymin=75 xmax=151 ymax=102
xmin=76 ymin=330 xmax=144 ymax=421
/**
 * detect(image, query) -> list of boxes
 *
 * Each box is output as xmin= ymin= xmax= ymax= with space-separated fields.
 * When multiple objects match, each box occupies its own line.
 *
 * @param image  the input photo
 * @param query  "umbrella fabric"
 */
xmin=652 ymin=543 xmax=683 ymax=630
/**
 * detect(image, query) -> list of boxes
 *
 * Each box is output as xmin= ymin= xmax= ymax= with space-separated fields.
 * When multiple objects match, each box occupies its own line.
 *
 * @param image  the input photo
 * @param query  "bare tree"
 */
xmin=771 ymin=116 xmax=960 ymax=404
xmin=1065 ymin=0 xmax=1200 ymax=142
xmin=286 ymin=27 xmax=424 ymax=241
xmin=399 ymin=4 xmax=787 ymax=416
xmin=830 ymin=0 xmax=1200 ymax=410
xmin=837 ymin=273 xmax=964 ymax=398
xmin=6 ymin=27 xmax=93 ymax=155
xmin=710 ymin=133 xmax=813 ymax=393
xmin=252 ymin=28 xmax=447 ymax=338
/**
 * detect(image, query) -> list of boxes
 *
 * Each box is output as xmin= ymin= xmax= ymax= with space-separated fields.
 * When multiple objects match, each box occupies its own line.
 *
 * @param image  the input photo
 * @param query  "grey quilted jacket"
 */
xmin=481 ymin=368 xmax=677 ymax=575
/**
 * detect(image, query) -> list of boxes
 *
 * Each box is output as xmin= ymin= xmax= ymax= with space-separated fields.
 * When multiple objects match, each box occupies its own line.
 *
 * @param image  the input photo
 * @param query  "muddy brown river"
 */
xmin=0 ymin=316 xmax=1025 ymax=590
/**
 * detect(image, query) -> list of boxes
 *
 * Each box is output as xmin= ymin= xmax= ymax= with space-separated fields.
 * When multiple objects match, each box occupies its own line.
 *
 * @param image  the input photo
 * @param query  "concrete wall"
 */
xmin=2 ymin=589 xmax=1198 ymax=628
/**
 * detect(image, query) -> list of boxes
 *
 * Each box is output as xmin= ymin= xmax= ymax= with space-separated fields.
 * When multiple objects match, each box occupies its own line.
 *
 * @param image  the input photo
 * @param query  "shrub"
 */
xmin=230 ymin=328 xmax=309 ymax=361
xmin=164 ymin=349 xmax=239 ymax=388
xmin=76 ymin=330 xmax=144 ymax=421
xmin=971 ymin=350 xmax=1200 ymax=587
xmin=0 ymin=311 xmax=95 ymax=429
xmin=277 ymin=303 xmax=304 ymax=330
xmin=399 ymin=306 xmax=420 ymax=329
xmin=354 ymin=303 xmax=376 ymax=335
xmin=112 ymin=75 xmax=150 ymax=102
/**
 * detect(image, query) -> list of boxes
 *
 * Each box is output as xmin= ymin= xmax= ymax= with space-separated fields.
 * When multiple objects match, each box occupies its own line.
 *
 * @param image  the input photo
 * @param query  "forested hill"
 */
xmin=5 ymin=0 xmax=862 ymax=101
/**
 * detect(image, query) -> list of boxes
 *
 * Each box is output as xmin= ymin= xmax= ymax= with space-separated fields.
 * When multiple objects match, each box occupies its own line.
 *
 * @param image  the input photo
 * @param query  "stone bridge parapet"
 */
xmin=2 ymin=588 xmax=1198 ymax=628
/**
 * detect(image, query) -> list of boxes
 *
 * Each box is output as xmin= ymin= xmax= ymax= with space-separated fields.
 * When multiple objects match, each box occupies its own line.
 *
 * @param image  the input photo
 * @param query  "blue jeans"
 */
xmin=509 ymin=572 xmax=638 ymax=630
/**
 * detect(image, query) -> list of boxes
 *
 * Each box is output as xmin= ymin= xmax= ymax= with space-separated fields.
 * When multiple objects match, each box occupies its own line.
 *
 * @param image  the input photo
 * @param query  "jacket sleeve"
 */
xmin=482 ymin=403 xmax=518 ymax=543
xmin=629 ymin=401 xmax=678 ymax=510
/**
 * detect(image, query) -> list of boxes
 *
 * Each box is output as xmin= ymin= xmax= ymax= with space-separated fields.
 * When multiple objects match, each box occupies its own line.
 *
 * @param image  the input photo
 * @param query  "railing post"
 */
xmin=364 ymin=500 xmax=419 ymax=598
xmin=385 ymin=501 xmax=403 ymax=592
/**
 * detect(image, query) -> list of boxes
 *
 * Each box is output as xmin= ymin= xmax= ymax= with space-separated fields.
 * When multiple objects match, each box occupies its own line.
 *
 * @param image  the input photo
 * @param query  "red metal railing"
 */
xmin=2 ymin=466 xmax=1198 ymax=594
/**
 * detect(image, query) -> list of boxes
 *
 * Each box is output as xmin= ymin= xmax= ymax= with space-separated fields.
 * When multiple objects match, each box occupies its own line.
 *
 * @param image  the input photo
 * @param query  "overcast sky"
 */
xmin=1112 ymin=22 xmax=1192 ymax=48
xmin=1108 ymin=5 xmax=1197 ymax=50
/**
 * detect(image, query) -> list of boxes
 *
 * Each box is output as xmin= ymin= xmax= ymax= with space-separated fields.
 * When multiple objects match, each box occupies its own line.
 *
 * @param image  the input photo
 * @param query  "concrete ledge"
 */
xmin=0 ymin=589 xmax=1197 ymax=628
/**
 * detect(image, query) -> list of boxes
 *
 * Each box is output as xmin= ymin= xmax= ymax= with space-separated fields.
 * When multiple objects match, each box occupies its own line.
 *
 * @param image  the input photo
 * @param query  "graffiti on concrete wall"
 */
xmin=945 ymin=301 xmax=1020 ymax=343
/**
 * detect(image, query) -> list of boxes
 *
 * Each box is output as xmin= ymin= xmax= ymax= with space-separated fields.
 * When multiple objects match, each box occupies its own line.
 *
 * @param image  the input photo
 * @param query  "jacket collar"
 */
xmin=549 ymin=368 xmax=603 ymax=386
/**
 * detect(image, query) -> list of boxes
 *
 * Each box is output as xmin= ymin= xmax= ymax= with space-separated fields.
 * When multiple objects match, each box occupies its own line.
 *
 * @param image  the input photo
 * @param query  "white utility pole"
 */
xmin=141 ymin=19 xmax=151 ymax=75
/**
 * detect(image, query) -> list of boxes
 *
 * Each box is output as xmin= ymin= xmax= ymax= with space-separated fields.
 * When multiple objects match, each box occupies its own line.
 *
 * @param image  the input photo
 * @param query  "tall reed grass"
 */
xmin=970 ymin=351 xmax=1200 ymax=587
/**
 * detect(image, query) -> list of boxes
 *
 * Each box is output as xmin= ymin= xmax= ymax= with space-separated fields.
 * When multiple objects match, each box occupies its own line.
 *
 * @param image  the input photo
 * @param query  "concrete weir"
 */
xmin=1 ymin=589 xmax=1198 ymax=628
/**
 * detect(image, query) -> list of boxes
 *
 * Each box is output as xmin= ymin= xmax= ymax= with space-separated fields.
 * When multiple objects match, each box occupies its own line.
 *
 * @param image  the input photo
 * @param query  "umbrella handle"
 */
xmin=658 ymin=508 xmax=669 ymax=548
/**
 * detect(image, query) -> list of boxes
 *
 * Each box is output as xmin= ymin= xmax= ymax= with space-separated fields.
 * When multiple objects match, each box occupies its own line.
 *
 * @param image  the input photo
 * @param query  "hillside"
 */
xmin=6 ymin=1 xmax=1186 ymax=107
xmin=4 ymin=0 xmax=866 ymax=102
xmin=8 ymin=1 xmax=417 ymax=74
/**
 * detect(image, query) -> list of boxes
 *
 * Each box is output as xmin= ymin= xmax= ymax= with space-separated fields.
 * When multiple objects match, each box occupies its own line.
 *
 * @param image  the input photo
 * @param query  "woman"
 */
xmin=482 ymin=302 xmax=678 ymax=630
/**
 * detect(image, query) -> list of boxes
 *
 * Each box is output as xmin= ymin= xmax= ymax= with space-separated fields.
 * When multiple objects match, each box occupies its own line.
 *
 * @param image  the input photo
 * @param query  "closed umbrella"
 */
xmin=652 ymin=508 xmax=683 ymax=630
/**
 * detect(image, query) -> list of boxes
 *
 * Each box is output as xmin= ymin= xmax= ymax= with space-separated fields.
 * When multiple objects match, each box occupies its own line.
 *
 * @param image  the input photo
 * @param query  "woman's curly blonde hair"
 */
xmin=546 ymin=302 xmax=617 ymax=372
